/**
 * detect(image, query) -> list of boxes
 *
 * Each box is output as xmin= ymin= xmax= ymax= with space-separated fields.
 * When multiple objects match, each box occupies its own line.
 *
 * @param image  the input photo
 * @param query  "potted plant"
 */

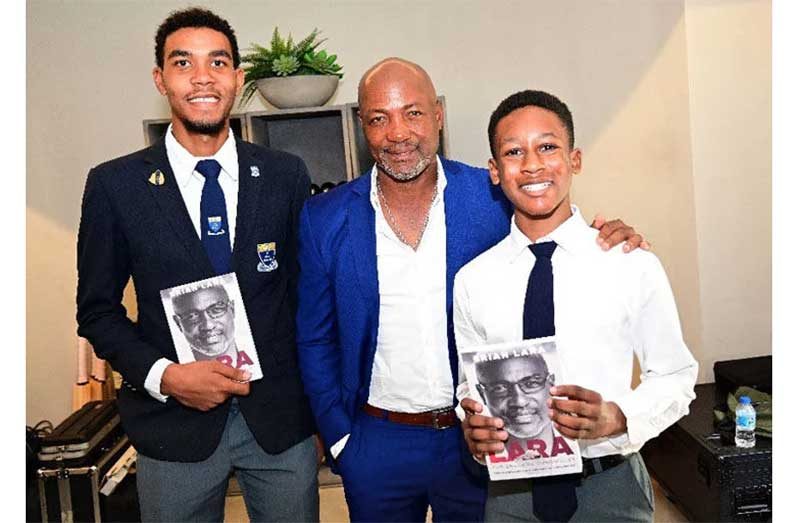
xmin=240 ymin=28 xmax=344 ymax=109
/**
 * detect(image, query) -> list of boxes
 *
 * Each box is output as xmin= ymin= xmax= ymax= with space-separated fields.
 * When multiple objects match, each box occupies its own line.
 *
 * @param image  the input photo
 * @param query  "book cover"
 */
xmin=160 ymin=273 xmax=263 ymax=381
xmin=460 ymin=337 xmax=582 ymax=480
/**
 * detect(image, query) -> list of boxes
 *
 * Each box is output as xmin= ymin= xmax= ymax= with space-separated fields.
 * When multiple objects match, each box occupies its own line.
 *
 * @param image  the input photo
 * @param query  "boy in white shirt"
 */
xmin=454 ymin=90 xmax=698 ymax=522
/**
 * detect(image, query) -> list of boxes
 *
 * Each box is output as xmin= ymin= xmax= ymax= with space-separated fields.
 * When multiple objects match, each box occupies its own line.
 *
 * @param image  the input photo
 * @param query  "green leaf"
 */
xmin=295 ymin=28 xmax=321 ymax=54
xmin=272 ymin=55 xmax=300 ymax=76
xmin=239 ymin=82 xmax=259 ymax=108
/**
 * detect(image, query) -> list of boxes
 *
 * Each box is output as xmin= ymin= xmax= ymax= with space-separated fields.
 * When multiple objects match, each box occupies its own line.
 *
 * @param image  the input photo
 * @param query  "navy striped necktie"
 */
xmin=523 ymin=241 xmax=579 ymax=522
xmin=196 ymin=159 xmax=232 ymax=274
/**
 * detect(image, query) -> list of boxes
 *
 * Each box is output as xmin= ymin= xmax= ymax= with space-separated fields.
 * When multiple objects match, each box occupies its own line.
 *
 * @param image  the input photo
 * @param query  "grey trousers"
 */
xmin=485 ymin=453 xmax=654 ymax=523
xmin=136 ymin=401 xmax=319 ymax=522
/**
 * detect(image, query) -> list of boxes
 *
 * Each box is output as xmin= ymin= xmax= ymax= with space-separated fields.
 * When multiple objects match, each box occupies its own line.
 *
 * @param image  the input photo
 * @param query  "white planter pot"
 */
xmin=255 ymin=76 xmax=339 ymax=109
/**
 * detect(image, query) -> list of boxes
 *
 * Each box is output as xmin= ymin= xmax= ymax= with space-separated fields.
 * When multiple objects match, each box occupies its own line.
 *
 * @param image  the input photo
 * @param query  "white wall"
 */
xmin=27 ymin=0 xmax=770 ymax=424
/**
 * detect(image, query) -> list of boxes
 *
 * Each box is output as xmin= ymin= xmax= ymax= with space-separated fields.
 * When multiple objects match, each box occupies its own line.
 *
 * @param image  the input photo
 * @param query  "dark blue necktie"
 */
xmin=196 ymin=159 xmax=232 ymax=274
xmin=523 ymin=242 xmax=579 ymax=523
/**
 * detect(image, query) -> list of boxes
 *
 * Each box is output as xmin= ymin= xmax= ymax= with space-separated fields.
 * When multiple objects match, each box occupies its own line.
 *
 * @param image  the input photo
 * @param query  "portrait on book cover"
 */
xmin=460 ymin=338 xmax=582 ymax=480
xmin=160 ymin=273 xmax=263 ymax=381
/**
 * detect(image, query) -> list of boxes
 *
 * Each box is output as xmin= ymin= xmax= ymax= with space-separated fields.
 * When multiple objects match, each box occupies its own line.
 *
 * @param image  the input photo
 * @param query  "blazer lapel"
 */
xmin=442 ymin=160 xmax=472 ymax=388
xmin=143 ymin=139 xmax=212 ymax=274
xmin=443 ymin=161 xmax=470 ymax=313
xmin=347 ymin=177 xmax=379 ymax=313
xmin=231 ymin=140 xmax=263 ymax=271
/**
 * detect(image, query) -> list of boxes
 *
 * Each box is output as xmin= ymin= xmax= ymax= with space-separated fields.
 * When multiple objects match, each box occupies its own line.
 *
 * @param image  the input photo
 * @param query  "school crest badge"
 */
xmin=256 ymin=242 xmax=278 ymax=272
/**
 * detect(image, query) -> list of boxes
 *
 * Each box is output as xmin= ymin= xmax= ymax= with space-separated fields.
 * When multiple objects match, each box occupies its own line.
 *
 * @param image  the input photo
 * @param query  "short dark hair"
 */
xmin=488 ymin=90 xmax=574 ymax=158
xmin=155 ymin=7 xmax=240 ymax=69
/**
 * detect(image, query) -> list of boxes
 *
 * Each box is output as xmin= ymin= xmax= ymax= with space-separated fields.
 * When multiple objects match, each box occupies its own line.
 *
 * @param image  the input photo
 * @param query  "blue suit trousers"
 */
xmin=337 ymin=410 xmax=487 ymax=522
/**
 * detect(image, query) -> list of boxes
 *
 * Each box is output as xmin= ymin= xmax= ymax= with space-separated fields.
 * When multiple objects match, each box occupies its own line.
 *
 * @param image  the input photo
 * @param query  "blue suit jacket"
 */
xmin=76 ymin=137 xmax=316 ymax=462
xmin=296 ymin=158 xmax=512 ymax=454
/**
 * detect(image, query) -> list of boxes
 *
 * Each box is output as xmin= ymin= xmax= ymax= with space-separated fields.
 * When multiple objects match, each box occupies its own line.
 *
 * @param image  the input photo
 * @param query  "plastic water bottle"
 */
xmin=735 ymin=395 xmax=756 ymax=448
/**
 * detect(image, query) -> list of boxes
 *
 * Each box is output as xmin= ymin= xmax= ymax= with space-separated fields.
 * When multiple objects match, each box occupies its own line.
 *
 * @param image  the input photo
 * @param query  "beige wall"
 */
xmin=684 ymin=0 xmax=772 ymax=382
xmin=26 ymin=0 xmax=771 ymax=424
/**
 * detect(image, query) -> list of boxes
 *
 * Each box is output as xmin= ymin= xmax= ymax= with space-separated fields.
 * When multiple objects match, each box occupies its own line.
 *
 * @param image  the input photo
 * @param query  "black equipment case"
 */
xmin=38 ymin=401 xmax=121 ymax=465
xmin=713 ymin=355 xmax=772 ymax=405
xmin=641 ymin=383 xmax=772 ymax=522
xmin=36 ymin=401 xmax=140 ymax=522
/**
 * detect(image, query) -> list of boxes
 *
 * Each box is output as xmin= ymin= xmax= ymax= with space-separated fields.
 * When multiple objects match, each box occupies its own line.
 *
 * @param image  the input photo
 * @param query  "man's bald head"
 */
xmin=356 ymin=57 xmax=443 ymax=182
xmin=357 ymin=58 xmax=437 ymax=107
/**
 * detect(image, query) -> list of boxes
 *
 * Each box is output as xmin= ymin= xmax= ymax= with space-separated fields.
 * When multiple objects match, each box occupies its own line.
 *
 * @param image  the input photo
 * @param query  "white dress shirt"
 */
xmin=453 ymin=206 xmax=698 ymax=458
xmin=368 ymin=156 xmax=453 ymax=412
xmin=143 ymin=124 xmax=240 ymax=402
xmin=331 ymin=157 xmax=453 ymax=458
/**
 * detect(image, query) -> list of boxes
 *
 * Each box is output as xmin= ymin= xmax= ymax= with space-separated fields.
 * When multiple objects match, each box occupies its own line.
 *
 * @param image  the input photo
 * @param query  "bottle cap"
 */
xmin=739 ymin=395 xmax=751 ymax=405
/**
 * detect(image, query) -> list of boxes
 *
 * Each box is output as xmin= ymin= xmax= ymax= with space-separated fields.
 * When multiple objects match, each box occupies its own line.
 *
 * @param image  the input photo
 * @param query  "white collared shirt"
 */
xmin=165 ymin=124 xmax=240 ymax=246
xmin=368 ymin=156 xmax=454 ymax=412
xmin=331 ymin=157 xmax=453 ymax=458
xmin=143 ymin=124 xmax=240 ymax=402
xmin=453 ymin=206 xmax=698 ymax=458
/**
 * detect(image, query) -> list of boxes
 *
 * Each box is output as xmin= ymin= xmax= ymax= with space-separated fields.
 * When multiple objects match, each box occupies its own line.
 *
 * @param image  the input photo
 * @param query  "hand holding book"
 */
xmin=547 ymin=385 xmax=627 ymax=440
xmin=460 ymin=397 xmax=508 ymax=460
xmin=161 ymin=360 xmax=251 ymax=411
xmin=458 ymin=338 xmax=583 ymax=479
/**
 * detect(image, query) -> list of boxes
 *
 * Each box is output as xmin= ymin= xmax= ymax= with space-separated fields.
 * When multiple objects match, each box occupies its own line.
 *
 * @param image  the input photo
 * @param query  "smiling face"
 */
xmin=489 ymin=105 xmax=581 ymax=238
xmin=476 ymin=355 xmax=553 ymax=439
xmin=172 ymin=286 xmax=235 ymax=358
xmin=358 ymin=60 xmax=442 ymax=182
xmin=153 ymin=27 xmax=243 ymax=139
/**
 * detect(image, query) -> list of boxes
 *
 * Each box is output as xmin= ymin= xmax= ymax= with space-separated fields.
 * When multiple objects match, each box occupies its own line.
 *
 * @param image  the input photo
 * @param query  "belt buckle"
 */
xmin=430 ymin=408 xmax=450 ymax=430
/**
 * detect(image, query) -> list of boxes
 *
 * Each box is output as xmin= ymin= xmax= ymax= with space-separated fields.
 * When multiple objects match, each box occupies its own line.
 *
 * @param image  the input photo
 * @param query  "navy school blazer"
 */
xmin=76 ymin=137 xmax=316 ymax=462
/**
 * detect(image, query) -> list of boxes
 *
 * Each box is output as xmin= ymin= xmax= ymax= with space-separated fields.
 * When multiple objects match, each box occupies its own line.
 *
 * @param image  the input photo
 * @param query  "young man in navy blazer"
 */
xmin=295 ymin=58 xmax=647 ymax=522
xmin=76 ymin=8 xmax=317 ymax=521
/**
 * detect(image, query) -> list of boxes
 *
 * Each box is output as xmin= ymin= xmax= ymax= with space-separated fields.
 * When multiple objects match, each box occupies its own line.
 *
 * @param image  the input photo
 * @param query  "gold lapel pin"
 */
xmin=148 ymin=169 xmax=165 ymax=186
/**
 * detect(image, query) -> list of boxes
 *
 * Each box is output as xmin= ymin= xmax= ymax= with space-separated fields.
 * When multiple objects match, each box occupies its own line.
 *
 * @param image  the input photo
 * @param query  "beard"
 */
xmin=180 ymin=114 xmax=228 ymax=136
xmin=508 ymin=419 xmax=549 ymax=439
xmin=505 ymin=407 xmax=549 ymax=439
xmin=191 ymin=338 xmax=231 ymax=358
xmin=376 ymin=148 xmax=434 ymax=182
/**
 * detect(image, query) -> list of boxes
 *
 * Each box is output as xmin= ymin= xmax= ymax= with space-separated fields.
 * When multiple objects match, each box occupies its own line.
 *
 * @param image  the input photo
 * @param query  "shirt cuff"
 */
xmin=330 ymin=434 xmax=350 ymax=459
xmin=455 ymin=402 xmax=467 ymax=422
xmin=454 ymin=381 xmax=474 ymax=421
xmin=613 ymin=392 xmax=650 ymax=446
xmin=607 ymin=432 xmax=631 ymax=452
xmin=144 ymin=358 xmax=174 ymax=403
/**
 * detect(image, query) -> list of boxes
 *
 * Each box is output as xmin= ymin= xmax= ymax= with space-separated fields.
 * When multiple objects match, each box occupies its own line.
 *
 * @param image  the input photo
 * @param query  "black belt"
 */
xmin=362 ymin=404 xmax=457 ymax=430
xmin=581 ymin=454 xmax=627 ymax=478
